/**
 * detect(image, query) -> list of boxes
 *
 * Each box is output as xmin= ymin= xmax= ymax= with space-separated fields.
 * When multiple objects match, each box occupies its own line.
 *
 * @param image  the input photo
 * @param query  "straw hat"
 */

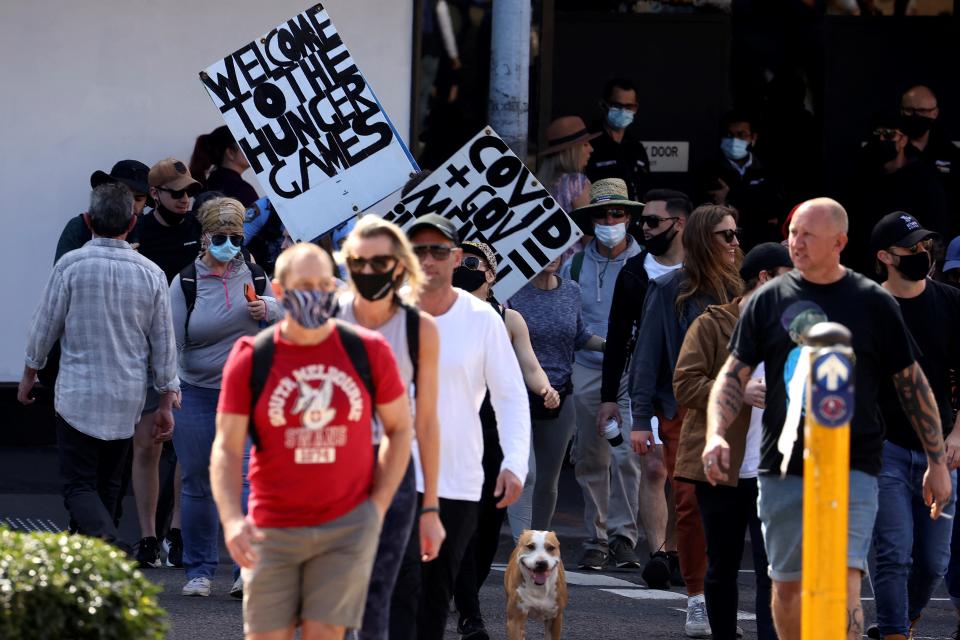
xmin=540 ymin=116 xmax=600 ymax=156
xmin=570 ymin=178 xmax=645 ymax=233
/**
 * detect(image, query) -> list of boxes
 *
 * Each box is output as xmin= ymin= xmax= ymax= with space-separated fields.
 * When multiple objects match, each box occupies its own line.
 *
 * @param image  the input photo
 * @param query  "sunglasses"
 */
xmin=873 ymin=128 xmax=901 ymax=141
xmin=714 ymin=228 xmax=742 ymax=243
xmin=346 ymin=254 xmax=397 ymax=274
xmin=640 ymin=215 xmax=679 ymax=229
xmin=210 ymin=233 xmax=244 ymax=247
xmin=157 ymin=185 xmax=200 ymax=199
xmin=413 ymin=244 xmax=454 ymax=261
xmin=590 ymin=208 xmax=629 ymax=221
xmin=460 ymin=256 xmax=485 ymax=271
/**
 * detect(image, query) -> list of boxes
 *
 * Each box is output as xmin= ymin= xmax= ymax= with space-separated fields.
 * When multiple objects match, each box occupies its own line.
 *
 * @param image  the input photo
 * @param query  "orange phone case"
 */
xmin=244 ymin=283 xmax=257 ymax=302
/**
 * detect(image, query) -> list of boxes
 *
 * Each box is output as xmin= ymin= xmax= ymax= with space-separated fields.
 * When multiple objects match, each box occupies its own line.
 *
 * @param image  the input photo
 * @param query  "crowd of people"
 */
xmin=14 ymin=74 xmax=960 ymax=640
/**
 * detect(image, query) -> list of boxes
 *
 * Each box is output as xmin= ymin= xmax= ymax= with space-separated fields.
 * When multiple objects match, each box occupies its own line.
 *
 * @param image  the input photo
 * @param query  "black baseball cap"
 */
xmin=407 ymin=213 xmax=459 ymax=244
xmin=90 ymin=159 xmax=151 ymax=195
xmin=870 ymin=211 xmax=936 ymax=253
xmin=740 ymin=242 xmax=792 ymax=281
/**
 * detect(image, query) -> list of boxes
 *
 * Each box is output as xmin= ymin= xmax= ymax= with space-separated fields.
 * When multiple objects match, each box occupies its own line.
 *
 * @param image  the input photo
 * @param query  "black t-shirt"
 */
xmin=585 ymin=128 xmax=650 ymax=201
xmin=204 ymin=167 xmax=259 ymax=207
xmin=880 ymin=279 xmax=960 ymax=451
xmin=135 ymin=211 xmax=202 ymax=284
xmin=729 ymin=269 xmax=916 ymax=476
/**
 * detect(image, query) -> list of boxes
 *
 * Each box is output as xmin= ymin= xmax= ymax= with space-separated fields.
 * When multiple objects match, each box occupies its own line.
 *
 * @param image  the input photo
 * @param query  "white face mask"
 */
xmin=594 ymin=222 xmax=627 ymax=248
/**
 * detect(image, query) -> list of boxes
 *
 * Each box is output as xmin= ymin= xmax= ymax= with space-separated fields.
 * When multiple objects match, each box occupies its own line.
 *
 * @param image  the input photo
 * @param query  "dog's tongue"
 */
xmin=533 ymin=570 xmax=548 ymax=586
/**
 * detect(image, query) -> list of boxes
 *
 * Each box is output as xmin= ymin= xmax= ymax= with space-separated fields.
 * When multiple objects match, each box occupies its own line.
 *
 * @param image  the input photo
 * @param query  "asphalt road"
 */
xmin=2 ymin=445 xmax=959 ymax=639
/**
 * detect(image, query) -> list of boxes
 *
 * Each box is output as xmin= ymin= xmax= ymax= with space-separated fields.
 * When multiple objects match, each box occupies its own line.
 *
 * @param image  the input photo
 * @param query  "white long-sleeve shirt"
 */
xmin=413 ymin=289 xmax=530 ymax=501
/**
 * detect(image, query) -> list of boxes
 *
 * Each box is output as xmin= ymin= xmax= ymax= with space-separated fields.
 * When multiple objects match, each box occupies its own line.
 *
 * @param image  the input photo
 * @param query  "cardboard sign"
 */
xmin=642 ymin=141 xmax=690 ymax=173
xmin=199 ymin=4 xmax=417 ymax=241
xmin=381 ymin=127 xmax=583 ymax=301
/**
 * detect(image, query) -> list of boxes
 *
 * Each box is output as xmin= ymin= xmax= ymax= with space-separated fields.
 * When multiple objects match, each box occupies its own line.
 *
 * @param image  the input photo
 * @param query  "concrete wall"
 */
xmin=0 ymin=1 xmax=412 ymax=381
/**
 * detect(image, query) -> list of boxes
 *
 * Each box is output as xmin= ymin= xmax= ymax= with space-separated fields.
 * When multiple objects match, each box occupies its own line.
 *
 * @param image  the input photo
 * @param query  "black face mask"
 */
xmin=452 ymin=266 xmax=488 ymax=292
xmin=350 ymin=269 xmax=397 ymax=301
xmin=900 ymin=114 xmax=935 ymax=139
xmin=643 ymin=224 xmax=678 ymax=257
xmin=894 ymin=251 xmax=931 ymax=281
xmin=156 ymin=203 xmax=186 ymax=227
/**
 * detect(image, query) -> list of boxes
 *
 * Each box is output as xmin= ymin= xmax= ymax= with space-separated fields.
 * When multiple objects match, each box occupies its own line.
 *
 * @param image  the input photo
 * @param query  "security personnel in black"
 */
xmin=585 ymin=77 xmax=650 ymax=205
xmin=699 ymin=110 xmax=785 ymax=251
xmin=901 ymin=85 xmax=960 ymax=220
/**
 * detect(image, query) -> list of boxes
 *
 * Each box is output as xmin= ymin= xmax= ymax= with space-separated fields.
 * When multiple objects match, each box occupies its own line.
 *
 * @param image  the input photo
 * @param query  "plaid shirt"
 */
xmin=25 ymin=238 xmax=179 ymax=440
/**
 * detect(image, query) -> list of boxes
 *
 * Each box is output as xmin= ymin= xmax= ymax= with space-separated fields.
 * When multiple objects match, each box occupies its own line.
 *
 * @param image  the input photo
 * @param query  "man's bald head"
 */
xmin=274 ymin=242 xmax=335 ymax=289
xmin=902 ymin=85 xmax=938 ymax=110
xmin=795 ymin=197 xmax=849 ymax=235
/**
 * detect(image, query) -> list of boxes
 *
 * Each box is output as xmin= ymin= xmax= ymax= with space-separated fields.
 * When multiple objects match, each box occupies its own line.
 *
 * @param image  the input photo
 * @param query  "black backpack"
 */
xmin=178 ymin=260 xmax=268 ymax=345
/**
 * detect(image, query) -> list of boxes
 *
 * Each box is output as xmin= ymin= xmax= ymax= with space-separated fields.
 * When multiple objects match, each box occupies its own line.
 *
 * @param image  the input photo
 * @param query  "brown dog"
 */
xmin=504 ymin=530 xmax=567 ymax=639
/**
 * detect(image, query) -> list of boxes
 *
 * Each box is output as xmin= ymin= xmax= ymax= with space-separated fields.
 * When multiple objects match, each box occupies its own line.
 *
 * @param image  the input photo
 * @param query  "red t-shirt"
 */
xmin=218 ymin=324 xmax=406 ymax=528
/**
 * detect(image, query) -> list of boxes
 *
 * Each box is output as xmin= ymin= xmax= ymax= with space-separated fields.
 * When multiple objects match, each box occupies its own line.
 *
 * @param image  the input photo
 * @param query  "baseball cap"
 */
xmin=944 ymin=236 xmax=960 ymax=273
xmin=870 ymin=211 xmax=936 ymax=253
xmin=739 ymin=242 xmax=792 ymax=281
xmin=461 ymin=241 xmax=498 ymax=272
xmin=148 ymin=157 xmax=202 ymax=194
xmin=407 ymin=213 xmax=459 ymax=244
xmin=90 ymin=159 xmax=151 ymax=194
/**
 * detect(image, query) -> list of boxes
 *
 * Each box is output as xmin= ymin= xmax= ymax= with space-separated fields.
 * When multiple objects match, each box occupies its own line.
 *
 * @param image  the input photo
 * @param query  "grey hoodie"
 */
xmin=559 ymin=236 xmax=641 ymax=369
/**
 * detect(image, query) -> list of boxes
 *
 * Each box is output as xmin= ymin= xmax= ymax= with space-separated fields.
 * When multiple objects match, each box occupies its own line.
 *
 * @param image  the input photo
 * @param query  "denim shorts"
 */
xmin=757 ymin=471 xmax=878 ymax=582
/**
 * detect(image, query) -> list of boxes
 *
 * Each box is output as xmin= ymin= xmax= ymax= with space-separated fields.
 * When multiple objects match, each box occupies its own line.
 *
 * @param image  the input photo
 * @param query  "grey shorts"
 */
xmin=241 ymin=500 xmax=382 ymax=634
xmin=141 ymin=386 xmax=160 ymax=415
xmin=757 ymin=471 xmax=878 ymax=582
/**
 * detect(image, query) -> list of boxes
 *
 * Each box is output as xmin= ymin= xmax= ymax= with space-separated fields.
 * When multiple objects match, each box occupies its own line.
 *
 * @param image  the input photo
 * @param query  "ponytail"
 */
xmin=188 ymin=126 xmax=237 ymax=182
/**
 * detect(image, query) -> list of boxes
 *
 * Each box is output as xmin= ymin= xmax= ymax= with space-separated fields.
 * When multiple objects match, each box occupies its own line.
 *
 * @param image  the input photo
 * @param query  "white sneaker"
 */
xmin=229 ymin=576 xmax=243 ymax=599
xmin=684 ymin=594 xmax=712 ymax=638
xmin=182 ymin=576 xmax=211 ymax=597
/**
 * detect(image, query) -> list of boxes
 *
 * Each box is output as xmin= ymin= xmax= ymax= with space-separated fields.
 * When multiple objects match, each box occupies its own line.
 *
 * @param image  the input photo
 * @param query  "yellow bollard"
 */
xmin=801 ymin=322 xmax=854 ymax=640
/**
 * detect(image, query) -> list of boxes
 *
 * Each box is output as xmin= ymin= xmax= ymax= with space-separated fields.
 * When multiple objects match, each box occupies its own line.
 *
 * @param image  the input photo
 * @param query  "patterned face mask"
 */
xmin=281 ymin=288 xmax=337 ymax=329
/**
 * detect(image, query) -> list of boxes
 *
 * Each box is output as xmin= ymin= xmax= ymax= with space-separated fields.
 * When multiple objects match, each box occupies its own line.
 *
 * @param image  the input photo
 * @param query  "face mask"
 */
xmin=281 ymin=289 xmax=337 ymax=329
xmin=643 ymin=225 xmax=678 ymax=257
xmin=894 ymin=251 xmax=931 ymax=282
xmin=452 ymin=266 xmax=488 ymax=292
xmin=606 ymin=107 xmax=635 ymax=130
xmin=874 ymin=140 xmax=900 ymax=165
xmin=156 ymin=203 xmax=185 ymax=226
xmin=594 ymin=223 xmax=627 ymax=248
xmin=350 ymin=268 xmax=397 ymax=301
xmin=900 ymin=114 xmax=935 ymax=139
xmin=720 ymin=137 xmax=749 ymax=161
xmin=206 ymin=235 xmax=241 ymax=263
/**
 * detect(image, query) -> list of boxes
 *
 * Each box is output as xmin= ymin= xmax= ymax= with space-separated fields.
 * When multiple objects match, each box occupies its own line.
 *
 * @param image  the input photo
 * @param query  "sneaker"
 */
xmin=182 ymin=576 xmax=211 ymax=597
xmin=162 ymin=528 xmax=183 ymax=568
xmin=229 ymin=576 xmax=243 ymax=600
xmin=136 ymin=536 xmax=161 ymax=569
xmin=609 ymin=536 xmax=641 ymax=569
xmin=457 ymin=615 xmax=489 ymax=640
xmin=684 ymin=594 xmax=712 ymax=638
xmin=667 ymin=550 xmax=685 ymax=587
xmin=577 ymin=547 xmax=608 ymax=571
xmin=642 ymin=551 xmax=672 ymax=589
xmin=866 ymin=623 xmax=880 ymax=639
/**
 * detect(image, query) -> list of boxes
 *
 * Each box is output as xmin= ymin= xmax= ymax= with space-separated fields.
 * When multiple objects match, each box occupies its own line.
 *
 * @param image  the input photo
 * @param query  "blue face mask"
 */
xmin=281 ymin=289 xmax=337 ymax=329
xmin=606 ymin=107 xmax=635 ymax=130
xmin=720 ymin=137 xmax=750 ymax=161
xmin=206 ymin=234 xmax=242 ymax=263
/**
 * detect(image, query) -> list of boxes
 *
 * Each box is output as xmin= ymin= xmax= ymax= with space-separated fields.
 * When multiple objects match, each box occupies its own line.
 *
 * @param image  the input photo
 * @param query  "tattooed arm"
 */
xmin=703 ymin=355 xmax=755 ymax=485
xmin=893 ymin=362 xmax=952 ymax=517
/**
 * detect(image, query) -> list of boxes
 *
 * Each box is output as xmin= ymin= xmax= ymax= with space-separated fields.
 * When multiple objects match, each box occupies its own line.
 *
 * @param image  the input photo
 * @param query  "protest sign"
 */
xmin=199 ymin=4 xmax=417 ymax=241
xmin=381 ymin=127 xmax=583 ymax=301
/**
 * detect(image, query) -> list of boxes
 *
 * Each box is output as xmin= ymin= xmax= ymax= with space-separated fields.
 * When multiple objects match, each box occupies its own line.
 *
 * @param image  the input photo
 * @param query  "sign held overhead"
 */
xmin=199 ymin=4 xmax=417 ymax=242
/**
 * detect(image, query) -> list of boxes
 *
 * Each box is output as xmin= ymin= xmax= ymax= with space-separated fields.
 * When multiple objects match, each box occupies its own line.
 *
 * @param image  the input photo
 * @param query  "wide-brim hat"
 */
xmin=540 ymin=116 xmax=600 ymax=156
xmin=570 ymin=178 xmax=644 ymax=233
xmin=90 ymin=159 xmax=151 ymax=195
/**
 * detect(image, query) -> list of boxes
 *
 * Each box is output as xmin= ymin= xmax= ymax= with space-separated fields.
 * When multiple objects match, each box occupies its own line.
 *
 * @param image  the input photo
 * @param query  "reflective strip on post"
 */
xmin=801 ymin=322 xmax=854 ymax=640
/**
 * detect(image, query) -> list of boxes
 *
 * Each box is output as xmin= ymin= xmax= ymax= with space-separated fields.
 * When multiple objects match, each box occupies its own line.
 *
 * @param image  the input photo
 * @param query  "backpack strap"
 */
xmin=402 ymin=304 xmax=420 ymax=398
xmin=247 ymin=261 xmax=268 ymax=295
xmin=247 ymin=326 xmax=276 ymax=449
xmin=335 ymin=320 xmax=375 ymax=400
xmin=570 ymin=251 xmax=585 ymax=284
xmin=179 ymin=262 xmax=198 ymax=345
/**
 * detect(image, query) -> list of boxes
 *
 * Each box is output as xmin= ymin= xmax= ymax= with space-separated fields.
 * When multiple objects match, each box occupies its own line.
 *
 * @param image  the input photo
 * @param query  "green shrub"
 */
xmin=0 ymin=528 xmax=166 ymax=639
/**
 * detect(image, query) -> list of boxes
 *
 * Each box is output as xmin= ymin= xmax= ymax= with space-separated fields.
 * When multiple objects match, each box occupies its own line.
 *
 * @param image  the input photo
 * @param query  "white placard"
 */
xmin=199 ymin=4 xmax=417 ymax=241
xmin=642 ymin=141 xmax=690 ymax=173
xmin=380 ymin=127 xmax=584 ymax=301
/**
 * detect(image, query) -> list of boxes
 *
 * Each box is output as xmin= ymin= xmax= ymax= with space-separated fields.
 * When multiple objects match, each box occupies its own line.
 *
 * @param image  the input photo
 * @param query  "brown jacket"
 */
xmin=672 ymin=300 xmax=752 ymax=486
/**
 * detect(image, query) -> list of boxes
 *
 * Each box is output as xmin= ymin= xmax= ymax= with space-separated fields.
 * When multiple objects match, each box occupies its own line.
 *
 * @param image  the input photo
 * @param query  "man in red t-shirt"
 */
xmin=212 ymin=243 xmax=412 ymax=640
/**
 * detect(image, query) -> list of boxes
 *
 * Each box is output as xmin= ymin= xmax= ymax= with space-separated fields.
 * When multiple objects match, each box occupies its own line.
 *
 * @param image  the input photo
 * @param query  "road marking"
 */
xmin=669 ymin=608 xmax=756 ymax=621
xmin=603 ymin=588 xmax=686 ymax=600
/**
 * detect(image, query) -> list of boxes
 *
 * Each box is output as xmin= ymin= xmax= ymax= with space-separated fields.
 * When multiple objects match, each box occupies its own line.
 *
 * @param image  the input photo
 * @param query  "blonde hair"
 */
xmin=196 ymin=197 xmax=246 ymax=234
xmin=341 ymin=214 xmax=425 ymax=305
xmin=274 ymin=242 xmax=334 ymax=288
xmin=537 ymin=146 xmax=582 ymax=187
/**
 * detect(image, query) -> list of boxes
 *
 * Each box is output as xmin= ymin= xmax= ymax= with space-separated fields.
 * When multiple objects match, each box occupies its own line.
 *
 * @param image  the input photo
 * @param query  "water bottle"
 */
xmin=603 ymin=418 xmax=623 ymax=447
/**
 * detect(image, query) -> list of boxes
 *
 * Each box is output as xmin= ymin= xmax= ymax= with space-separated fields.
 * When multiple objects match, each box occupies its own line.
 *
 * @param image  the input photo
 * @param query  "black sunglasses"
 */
xmin=714 ymin=228 xmax=742 ymax=243
xmin=640 ymin=215 xmax=679 ymax=229
xmin=590 ymin=208 xmax=629 ymax=221
xmin=413 ymin=244 xmax=454 ymax=261
xmin=210 ymin=234 xmax=244 ymax=247
xmin=460 ymin=256 xmax=484 ymax=271
xmin=346 ymin=254 xmax=398 ymax=274
xmin=157 ymin=185 xmax=200 ymax=199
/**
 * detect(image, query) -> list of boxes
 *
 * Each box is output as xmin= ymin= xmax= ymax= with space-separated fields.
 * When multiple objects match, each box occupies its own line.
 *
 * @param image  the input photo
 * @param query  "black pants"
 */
xmin=695 ymin=478 xmax=777 ymax=640
xmin=453 ymin=426 xmax=506 ymax=621
xmin=56 ymin=414 xmax=132 ymax=545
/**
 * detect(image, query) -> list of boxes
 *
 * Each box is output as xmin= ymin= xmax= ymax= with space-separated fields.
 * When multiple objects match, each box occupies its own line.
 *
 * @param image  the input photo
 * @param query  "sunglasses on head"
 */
xmin=210 ymin=233 xmax=244 ymax=247
xmin=590 ymin=208 xmax=629 ymax=221
xmin=413 ymin=244 xmax=454 ymax=261
xmin=460 ymin=255 xmax=485 ymax=271
xmin=157 ymin=185 xmax=200 ymax=199
xmin=640 ymin=215 xmax=679 ymax=229
xmin=714 ymin=228 xmax=742 ymax=243
xmin=346 ymin=254 xmax=398 ymax=273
